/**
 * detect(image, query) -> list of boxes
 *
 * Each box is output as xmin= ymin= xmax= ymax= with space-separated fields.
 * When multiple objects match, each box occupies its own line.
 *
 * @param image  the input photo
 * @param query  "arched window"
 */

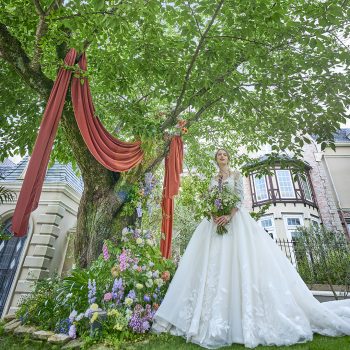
xmin=0 ymin=218 xmax=28 ymax=317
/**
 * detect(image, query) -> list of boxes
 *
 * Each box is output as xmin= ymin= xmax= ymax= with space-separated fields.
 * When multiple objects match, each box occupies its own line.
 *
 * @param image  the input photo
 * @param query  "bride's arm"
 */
xmin=217 ymin=171 xmax=243 ymax=225
xmin=227 ymin=171 xmax=244 ymax=220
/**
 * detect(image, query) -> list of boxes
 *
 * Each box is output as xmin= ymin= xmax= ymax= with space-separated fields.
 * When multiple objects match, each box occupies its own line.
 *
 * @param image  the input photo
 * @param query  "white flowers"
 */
xmin=124 ymin=297 xmax=133 ymax=306
xmin=145 ymin=279 xmax=153 ymax=288
xmin=136 ymin=238 xmax=143 ymax=245
xmin=135 ymin=283 xmax=144 ymax=290
xmin=155 ymin=278 xmax=164 ymax=287
xmin=146 ymin=271 xmax=153 ymax=278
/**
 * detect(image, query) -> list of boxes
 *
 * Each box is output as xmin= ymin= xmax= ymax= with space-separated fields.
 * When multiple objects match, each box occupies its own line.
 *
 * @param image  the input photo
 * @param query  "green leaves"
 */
xmin=0 ymin=0 xmax=349 ymax=175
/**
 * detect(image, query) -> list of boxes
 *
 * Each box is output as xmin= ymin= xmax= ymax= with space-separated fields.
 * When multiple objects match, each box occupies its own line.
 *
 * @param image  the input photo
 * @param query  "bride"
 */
xmin=151 ymin=148 xmax=350 ymax=348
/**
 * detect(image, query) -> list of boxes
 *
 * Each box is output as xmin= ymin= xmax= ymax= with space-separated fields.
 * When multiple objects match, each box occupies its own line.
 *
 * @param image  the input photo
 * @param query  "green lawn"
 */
xmin=1 ymin=331 xmax=350 ymax=350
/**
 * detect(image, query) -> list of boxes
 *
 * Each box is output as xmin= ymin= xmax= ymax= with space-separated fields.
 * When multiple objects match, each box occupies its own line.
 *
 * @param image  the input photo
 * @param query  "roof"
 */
xmin=0 ymin=157 xmax=83 ymax=194
xmin=243 ymin=154 xmax=311 ymax=172
xmin=0 ymin=159 xmax=16 ymax=179
xmin=333 ymin=128 xmax=350 ymax=143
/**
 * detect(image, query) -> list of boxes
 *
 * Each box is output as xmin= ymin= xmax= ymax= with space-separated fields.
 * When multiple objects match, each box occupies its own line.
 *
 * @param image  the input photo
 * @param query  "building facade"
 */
xmin=0 ymin=157 xmax=82 ymax=317
xmin=245 ymin=129 xmax=350 ymax=240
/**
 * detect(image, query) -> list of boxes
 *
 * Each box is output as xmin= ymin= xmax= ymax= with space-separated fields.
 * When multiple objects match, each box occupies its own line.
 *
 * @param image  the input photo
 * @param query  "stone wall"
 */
xmin=0 ymin=183 xmax=80 ymax=317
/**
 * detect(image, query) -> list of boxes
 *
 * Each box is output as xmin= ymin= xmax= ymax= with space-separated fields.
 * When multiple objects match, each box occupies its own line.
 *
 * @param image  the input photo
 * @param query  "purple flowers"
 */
xmin=119 ymin=249 xmax=135 ymax=271
xmin=102 ymin=243 xmax=110 ymax=261
xmin=68 ymin=324 xmax=76 ymax=339
xmin=112 ymin=278 xmax=124 ymax=304
xmin=214 ymin=198 xmax=223 ymax=210
xmin=128 ymin=304 xmax=154 ymax=333
xmin=127 ymin=290 xmax=136 ymax=300
xmin=143 ymin=294 xmax=151 ymax=303
xmin=88 ymin=279 xmax=96 ymax=304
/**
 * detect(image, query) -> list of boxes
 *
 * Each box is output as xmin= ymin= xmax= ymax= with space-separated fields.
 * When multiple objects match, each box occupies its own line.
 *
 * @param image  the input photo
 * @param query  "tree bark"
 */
xmin=0 ymin=22 xmax=171 ymax=267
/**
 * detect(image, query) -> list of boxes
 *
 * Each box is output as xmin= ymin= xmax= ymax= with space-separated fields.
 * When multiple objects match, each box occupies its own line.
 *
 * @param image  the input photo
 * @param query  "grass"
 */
xmin=1 ymin=327 xmax=349 ymax=350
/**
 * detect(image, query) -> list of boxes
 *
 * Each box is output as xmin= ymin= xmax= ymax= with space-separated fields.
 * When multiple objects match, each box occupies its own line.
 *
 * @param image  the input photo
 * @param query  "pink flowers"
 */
xmin=104 ymin=292 xmax=113 ymax=302
xmin=161 ymin=271 xmax=171 ymax=281
xmin=103 ymin=243 xmax=110 ymax=261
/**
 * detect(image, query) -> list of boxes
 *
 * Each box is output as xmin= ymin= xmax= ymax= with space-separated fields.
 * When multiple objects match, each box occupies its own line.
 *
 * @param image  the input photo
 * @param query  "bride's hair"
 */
xmin=215 ymin=148 xmax=231 ymax=164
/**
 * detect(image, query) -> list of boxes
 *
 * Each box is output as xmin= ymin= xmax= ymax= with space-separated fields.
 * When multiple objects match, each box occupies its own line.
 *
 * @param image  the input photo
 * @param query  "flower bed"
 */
xmin=16 ymin=227 xmax=176 ymax=343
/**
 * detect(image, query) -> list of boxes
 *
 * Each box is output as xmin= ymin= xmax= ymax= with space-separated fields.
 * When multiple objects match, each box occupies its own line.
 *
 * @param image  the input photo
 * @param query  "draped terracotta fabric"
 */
xmin=12 ymin=48 xmax=77 ymax=237
xmin=160 ymin=136 xmax=184 ymax=258
xmin=71 ymin=53 xmax=143 ymax=171
xmin=12 ymin=49 xmax=144 ymax=237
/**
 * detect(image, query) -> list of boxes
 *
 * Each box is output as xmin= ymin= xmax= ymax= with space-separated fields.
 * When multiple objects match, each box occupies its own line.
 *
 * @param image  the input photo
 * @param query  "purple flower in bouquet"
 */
xmin=143 ymin=294 xmax=151 ymax=302
xmin=68 ymin=324 xmax=77 ymax=339
xmin=153 ymin=293 xmax=158 ymax=300
xmin=102 ymin=243 xmax=110 ymax=261
xmin=214 ymin=198 xmax=222 ymax=210
xmin=88 ymin=279 xmax=96 ymax=304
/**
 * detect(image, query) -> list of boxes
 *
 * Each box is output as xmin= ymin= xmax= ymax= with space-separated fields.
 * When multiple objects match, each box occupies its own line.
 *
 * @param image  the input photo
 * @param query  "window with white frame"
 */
xmin=253 ymin=175 xmax=269 ymax=201
xmin=346 ymin=219 xmax=350 ymax=234
xmin=300 ymin=175 xmax=313 ymax=201
xmin=283 ymin=214 xmax=304 ymax=240
xmin=276 ymin=170 xmax=295 ymax=198
xmin=310 ymin=216 xmax=320 ymax=228
xmin=282 ymin=214 xmax=304 ymax=267
xmin=258 ymin=215 xmax=275 ymax=239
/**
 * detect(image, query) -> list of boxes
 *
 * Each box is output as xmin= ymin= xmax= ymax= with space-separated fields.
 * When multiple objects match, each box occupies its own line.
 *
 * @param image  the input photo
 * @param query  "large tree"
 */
xmin=0 ymin=0 xmax=349 ymax=267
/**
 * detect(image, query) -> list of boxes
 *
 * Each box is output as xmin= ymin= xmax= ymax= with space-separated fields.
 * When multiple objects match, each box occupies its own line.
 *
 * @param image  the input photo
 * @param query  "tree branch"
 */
xmin=186 ymin=1 xmax=203 ymax=38
xmin=0 ymin=22 xmax=52 ymax=97
xmin=186 ymin=96 xmax=223 ymax=129
xmin=33 ymin=0 xmax=45 ymax=16
xmin=161 ymin=0 xmax=225 ymax=131
xmin=207 ymin=35 xmax=270 ymax=47
xmin=31 ymin=0 xmax=64 ymax=70
xmin=49 ymin=5 xmax=122 ymax=21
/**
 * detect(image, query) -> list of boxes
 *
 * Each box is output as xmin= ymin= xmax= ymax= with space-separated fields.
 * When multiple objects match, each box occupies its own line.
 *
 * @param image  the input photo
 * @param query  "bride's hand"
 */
xmin=216 ymin=215 xmax=230 ymax=226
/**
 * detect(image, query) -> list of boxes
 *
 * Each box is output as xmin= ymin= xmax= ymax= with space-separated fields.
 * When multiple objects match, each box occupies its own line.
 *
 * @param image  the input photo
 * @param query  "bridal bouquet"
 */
xmin=202 ymin=180 xmax=240 ymax=235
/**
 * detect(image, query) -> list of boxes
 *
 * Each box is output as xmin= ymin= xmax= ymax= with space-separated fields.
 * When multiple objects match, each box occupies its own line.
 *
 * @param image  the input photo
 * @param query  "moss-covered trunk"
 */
xmin=60 ymin=106 xmax=128 ymax=267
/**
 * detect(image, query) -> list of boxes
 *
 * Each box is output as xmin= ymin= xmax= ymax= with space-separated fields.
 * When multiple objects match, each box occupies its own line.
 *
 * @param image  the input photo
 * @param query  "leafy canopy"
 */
xmin=0 ymin=0 xmax=349 ymax=174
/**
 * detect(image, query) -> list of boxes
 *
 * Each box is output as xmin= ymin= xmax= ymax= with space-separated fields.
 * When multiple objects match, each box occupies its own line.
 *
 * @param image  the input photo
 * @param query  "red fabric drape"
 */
xmin=160 ymin=136 xmax=184 ymax=258
xmin=71 ymin=53 xmax=143 ymax=171
xmin=12 ymin=48 xmax=77 ymax=237
xmin=12 ymin=49 xmax=144 ymax=237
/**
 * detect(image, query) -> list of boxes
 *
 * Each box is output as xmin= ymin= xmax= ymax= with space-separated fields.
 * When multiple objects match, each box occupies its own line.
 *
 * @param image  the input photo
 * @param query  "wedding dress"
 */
xmin=151 ymin=171 xmax=350 ymax=348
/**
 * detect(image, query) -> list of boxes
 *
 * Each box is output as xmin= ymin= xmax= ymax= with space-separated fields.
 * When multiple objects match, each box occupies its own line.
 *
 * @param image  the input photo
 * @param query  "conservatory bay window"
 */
xmin=276 ymin=170 xmax=295 ymax=198
xmin=300 ymin=175 xmax=313 ymax=201
xmin=253 ymin=175 xmax=269 ymax=201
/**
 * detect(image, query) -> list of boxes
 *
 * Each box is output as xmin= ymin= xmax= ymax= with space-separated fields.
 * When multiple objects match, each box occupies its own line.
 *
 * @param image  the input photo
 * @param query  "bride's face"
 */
xmin=216 ymin=150 xmax=229 ymax=166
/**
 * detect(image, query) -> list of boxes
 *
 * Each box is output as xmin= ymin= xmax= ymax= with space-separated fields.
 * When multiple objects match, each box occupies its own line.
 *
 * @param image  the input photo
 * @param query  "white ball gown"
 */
xmin=151 ymin=171 xmax=350 ymax=348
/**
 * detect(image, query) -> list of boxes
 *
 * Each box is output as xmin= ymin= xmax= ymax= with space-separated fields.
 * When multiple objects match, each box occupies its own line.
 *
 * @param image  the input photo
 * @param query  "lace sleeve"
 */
xmin=208 ymin=177 xmax=216 ymax=191
xmin=233 ymin=170 xmax=244 ymax=208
